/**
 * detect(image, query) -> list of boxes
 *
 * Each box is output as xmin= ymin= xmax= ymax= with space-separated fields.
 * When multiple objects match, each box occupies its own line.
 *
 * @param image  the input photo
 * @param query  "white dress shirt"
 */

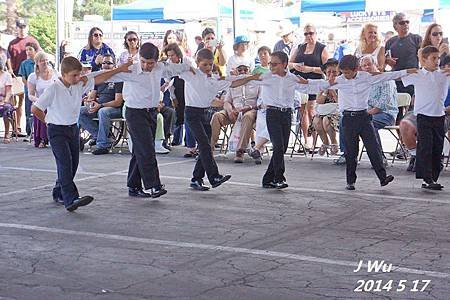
xmin=225 ymin=75 xmax=259 ymax=109
xmin=315 ymin=70 xmax=407 ymax=112
xmin=250 ymin=72 xmax=321 ymax=108
xmin=180 ymin=70 xmax=232 ymax=108
xmin=402 ymin=69 xmax=450 ymax=117
xmin=109 ymin=61 xmax=191 ymax=108
xmin=34 ymin=78 xmax=95 ymax=125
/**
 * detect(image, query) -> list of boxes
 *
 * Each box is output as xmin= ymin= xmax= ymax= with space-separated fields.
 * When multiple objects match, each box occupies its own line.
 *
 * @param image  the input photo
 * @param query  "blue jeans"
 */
xmin=372 ymin=112 xmax=395 ymax=152
xmin=79 ymin=106 xmax=122 ymax=149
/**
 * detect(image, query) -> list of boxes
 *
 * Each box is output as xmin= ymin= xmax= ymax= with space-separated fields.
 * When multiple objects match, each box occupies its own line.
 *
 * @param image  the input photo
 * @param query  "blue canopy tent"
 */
xmin=301 ymin=0 xmax=365 ymax=12
xmin=112 ymin=0 xmax=184 ymax=23
xmin=301 ymin=0 xmax=450 ymax=12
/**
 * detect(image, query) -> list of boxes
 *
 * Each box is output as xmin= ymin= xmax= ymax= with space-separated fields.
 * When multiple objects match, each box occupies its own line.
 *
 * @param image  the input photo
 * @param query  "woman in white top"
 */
xmin=118 ymin=31 xmax=140 ymax=65
xmin=355 ymin=23 xmax=385 ymax=71
xmin=28 ymin=51 xmax=59 ymax=148
xmin=0 ymin=57 xmax=14 ymax=143
xmin=226 ymin=35 xmax=254 ymax=76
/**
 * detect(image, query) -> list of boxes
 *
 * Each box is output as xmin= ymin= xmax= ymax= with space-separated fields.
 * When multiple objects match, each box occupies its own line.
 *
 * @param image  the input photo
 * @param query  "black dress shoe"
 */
xmin=346 ymin=183 xmax=355 ymax=190
xmin=380 ymin=175 xmax=394 ymax=187
xmin=92 ymin=147 xmax=109 ymax=155
xmin=190 ymin=180 xmax=210 ymax=191
xmin=422 ymin=182 xmax=444 ymax=190
xmin=150 ymin=185 xmax=167 ymax=198
xmin=211 ymin=175 xmax=231 ymax=188
xmin=406 ymin=156 xmax=416 ymax=172
xmin=262 ymin=182 xmax=276 ymax=189
xmin=274 ymin=181 xmax=288 ymax=189
xmin=128 ymin=188 xmax=152 ymax=198
xmin=66 ymin=196 xmax=94 ymax=212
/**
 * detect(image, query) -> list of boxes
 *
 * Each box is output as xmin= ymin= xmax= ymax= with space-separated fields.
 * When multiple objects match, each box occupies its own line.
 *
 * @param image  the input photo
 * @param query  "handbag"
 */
xmin=228 ymin=112 xmax=242 ymax=152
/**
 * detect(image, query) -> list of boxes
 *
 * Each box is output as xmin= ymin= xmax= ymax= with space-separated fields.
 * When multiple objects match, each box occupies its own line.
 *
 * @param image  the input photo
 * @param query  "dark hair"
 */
xmin=339 ymin=55 xmax=358 ymax=70
xmin=123 ymin=31 xmax=140 ymax=50
xmin=421 ymin=45 xmax=439 ymax=59
xmin=25 ymin=42 xmax=39 ymax=51
xmin=202 ymin=27 xmax=215 ymax=39
xmin=139 ymin=42 xmax=159 ymax=60
xmin=61 ymin=56 xmax=82 ymax=75
xmin=421 ymin=23 xmax=442 ymax=49
xmin=257 ymin=46 xmax=271 ymax=55
xmin=271 ymin=51 xmax=288 ymax=65
xmin=196 ymin=48 xmax=214 ymax=61
xmin=86 ymin=27 xmax=103 ymax=50
xmin=163 ymin=30 xmax=176 ymax=48
xmin=321 ymin=58 xmax=339 ymax=72
xmin=103 ymin=53 xmax=113 ymax=60
xmin=442 ymin=54 xmax=450 ymax=66
xmin=164 ymin=43 xmax=183 ymax=60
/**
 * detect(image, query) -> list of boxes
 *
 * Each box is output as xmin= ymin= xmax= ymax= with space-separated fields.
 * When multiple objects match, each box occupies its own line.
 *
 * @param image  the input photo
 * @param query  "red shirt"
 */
xmin=7 ymin=35 xmax=41 ymax=74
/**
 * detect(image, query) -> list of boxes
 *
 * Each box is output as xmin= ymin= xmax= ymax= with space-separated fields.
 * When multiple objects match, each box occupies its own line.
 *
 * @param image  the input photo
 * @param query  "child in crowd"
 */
xmin=179 ymin=48 xmax=259 ymax=191
xmin=312 ymin=55 xmax=417 ymax=190
xmin=401 ymin=46 xmax=450 ymax=190
xmin=18 ymin=42 xmax=39 ymax=140
xmin=31 ymin=57 xmax=131 ymax=212
xmin=249 ymin=46 xmax=271 ymax=164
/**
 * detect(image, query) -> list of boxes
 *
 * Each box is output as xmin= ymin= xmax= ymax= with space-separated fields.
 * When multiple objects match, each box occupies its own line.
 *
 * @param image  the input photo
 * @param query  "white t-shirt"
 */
xmin=34 ymin=78 xmax=95 ymax=125
xmin=28 ymin=71 xmax=59 ymax=98
xmin=402 ymin=69 xmax=450 ymax=117
xmin=0 ymin=72 xmax=12 ymax=101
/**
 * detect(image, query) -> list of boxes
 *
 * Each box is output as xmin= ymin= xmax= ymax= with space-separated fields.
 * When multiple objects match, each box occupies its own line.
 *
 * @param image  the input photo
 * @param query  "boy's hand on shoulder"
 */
xmin=441 ymin=67 xmax=450 ymax=76
xmin=252 ymin=73 xmax=262 ymax=81
xmin=406 ymin=68 xmax=418 ymax=74
xmin=80 ymin=76 xmax=88 ymax=86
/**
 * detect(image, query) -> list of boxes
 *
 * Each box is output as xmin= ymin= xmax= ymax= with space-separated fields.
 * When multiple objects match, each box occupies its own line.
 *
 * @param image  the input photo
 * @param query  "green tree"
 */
xmin=73 ymin=0 xmax=133 ymax=21
xmin=29 ymin=13 xmax=56 ymax=55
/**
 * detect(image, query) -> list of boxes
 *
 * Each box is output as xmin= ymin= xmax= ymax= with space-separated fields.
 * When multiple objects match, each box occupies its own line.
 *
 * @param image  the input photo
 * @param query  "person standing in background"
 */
xmin=78 ymin=27 xmax=115 ymax=72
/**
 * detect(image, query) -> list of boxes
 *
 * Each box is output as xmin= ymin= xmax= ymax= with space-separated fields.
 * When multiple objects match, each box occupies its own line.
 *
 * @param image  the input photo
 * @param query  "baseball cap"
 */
xmin=16 ymin=18 xmax=27 ymax=28
xmin=234 ymin=35 xmax=250 ymax=45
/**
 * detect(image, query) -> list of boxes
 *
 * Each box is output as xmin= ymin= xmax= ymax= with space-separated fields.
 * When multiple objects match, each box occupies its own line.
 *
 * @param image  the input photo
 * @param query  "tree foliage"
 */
xmin=29 ymin=13 xmax=56 ymax=55
xmin=73 ymin=0 xmax=133 ymax=21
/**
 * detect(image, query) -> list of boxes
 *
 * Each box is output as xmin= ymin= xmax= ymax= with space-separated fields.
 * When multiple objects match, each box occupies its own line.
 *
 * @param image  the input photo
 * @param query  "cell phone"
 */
xmin=207 ymin=39 xmax=218 ymax=48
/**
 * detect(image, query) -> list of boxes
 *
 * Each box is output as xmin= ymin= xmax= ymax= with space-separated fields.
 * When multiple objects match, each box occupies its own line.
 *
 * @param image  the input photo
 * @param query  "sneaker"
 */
xmin=346 ymin=183 xmax=355 ymax=190
xmin=319 ymin=144 xmax=327 ymax=156
xmin=380 ymin=175 xmax=394 ymax=187
xmin=23 ymin=135 xmax=31 ymax=142
xmin=250 ymin=149 xmax=262 ymax=165
xmin=146 ymin=185 xmax=167 ymax=198
xmin=155 ymin=140 xmax=170 ymax=154
xmin=211 ymin=174 xmax=231 ymax=188
xmin=92 ymin=147 xmax=109 ymax=155
xmin=190 ymin=179 xmax=210 ymax=191
xmin=382 ymin=157 xmax=389 ymax=168
xmin=88 ymin=139 xmax=97 ymax=146
xmin=421 ymin=181 xmax=444 ymax=190
xmin=162 ymin=140 xmax=171 ymax=151
xmin=406 ymin=156 xmax=416 ymax=172
xmin=395 ymin=148 xmax=408 ymax=160
xmin=274 ymin=181 xmax=288 ymax=189
xmin=334 ymin=154 xmax=346 ymax=165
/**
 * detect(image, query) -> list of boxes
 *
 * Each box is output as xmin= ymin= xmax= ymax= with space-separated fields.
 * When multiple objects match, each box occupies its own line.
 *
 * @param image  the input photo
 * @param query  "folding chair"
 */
xmin=358 ymin=93 xmax=411 ymax=163
xmin=289 ymin=93 xmax=309 ymax=158
xmin=444 ymin=131 xmax=450 ymax=168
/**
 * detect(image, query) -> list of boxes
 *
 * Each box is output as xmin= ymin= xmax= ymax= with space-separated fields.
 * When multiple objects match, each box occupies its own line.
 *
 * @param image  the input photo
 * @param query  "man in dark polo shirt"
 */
xmin=7 ymin=18 xmax=41 ymax=137
xmin=79 ymin=54 xmax=124 ymax=155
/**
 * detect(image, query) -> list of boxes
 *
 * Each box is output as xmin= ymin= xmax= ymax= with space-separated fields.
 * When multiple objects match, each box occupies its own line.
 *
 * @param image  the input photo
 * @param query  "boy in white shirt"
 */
xmin=248 ymin=51 xmax=322 ymax=189
xmin=313 ymin=55 xmax=417 ymax=190
xmin=108 ymin=42 xmax=193 ymax=199
xmin=402 ymin=46 xmax=450 ymax=190
xmin=31 ymin=56 xmax=131 ymax=211
xmin=179 ymin=48 xmax=259 ymax=191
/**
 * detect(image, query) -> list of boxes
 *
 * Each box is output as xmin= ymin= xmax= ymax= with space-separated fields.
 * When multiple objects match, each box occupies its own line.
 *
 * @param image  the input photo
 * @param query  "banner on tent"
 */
xmin=339 ymin=11 xmax=394 ymax=23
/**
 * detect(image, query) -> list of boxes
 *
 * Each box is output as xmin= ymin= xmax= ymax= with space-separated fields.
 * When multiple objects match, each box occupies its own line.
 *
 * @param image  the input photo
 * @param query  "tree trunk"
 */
xmin=6 ymin=0 xmax=17 ymax=35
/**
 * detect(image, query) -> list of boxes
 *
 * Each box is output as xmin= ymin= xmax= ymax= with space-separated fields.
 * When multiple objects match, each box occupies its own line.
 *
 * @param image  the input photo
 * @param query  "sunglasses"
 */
xmin=304 ymin=32 xmax=315 ymax=36
xmin=93 ymin=33 xmax=103 ymax=37
xmin=127 ymin=38 xmax=138 ymax=42
xmin=431 ymin=31 xmax=443 ymax=37
xmin=237 ymin=67 xmax=249 ymax=72
xmin=397 ymin=20 xmax=410 ymax=26
xmin=102 ymin=61 xmax=114 ymax=65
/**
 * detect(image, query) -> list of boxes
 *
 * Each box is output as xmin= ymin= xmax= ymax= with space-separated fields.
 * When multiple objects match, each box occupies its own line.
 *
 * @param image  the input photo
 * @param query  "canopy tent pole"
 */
xmin=232 ymin=0 xmax=236 ymax=39
xmin=56 ymin=0 xmax=63 ymax=68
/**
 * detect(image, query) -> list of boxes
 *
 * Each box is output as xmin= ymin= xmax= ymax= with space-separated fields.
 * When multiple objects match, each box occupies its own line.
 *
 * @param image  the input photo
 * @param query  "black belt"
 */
xmin=342 ymin=110 xmax=368 ymax=117
xmin=267 ymin=106 xmax=292 ymax=112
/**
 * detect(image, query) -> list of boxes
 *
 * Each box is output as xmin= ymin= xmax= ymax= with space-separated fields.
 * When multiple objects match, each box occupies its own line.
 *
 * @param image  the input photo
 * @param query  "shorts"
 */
xmin=401 ymin=111 xmax=417 ymax=128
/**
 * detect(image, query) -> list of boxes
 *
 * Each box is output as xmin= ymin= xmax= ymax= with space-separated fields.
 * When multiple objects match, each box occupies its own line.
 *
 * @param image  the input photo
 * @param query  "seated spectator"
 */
xmin=360 ymin=55 xmax=398 ymax=165
xmin=0 ymin=57 xmax=14 ymax=143
xmin=211 ymin=61 xmax=258 ymax=162
xmin=28 ymin=51 xmax=58 ymax=148
xmin=313 ymin=58 xmax=340 ymax=155
xmin=155 ymin=108 xmax=170 ymax=154
xmin=160 ymin=79 xmax=176 ymax=150
xmin=79 ymin=54 xmax=124 ymax=155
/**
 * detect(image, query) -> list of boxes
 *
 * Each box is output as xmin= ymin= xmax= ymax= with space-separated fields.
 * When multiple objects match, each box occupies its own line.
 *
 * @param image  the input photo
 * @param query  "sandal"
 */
xmin=3 ymin=136 xmax=10 ymax=144
xmin=330 ymin=144 xmax=339 ymax=155
xmin=319 ymin=144 xmax=328 ymax=156
xmin=38 ymin=141 xmax=47 ymax=148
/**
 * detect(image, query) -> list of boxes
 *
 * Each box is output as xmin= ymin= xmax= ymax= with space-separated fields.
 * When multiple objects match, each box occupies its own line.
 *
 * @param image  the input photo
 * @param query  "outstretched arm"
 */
xmin=230 ymin=73 xmax=261 ymax=88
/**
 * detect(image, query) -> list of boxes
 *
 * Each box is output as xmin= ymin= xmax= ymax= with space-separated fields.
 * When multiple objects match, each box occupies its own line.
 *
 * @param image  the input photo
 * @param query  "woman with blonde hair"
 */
xmin=28 ymin=51 xmax=58 ymax=147
xmin=355 ymin=23 xmax=385 ymax=70
xmin=420 ymin=23 xmax=449 ymax=66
